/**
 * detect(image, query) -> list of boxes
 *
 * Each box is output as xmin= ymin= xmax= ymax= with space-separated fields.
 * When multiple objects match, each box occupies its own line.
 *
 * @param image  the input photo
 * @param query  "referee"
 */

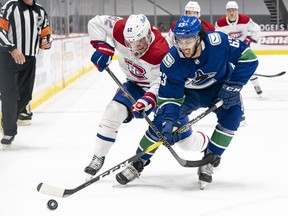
xmin=0 ymin=0 xmax=52 ymax=148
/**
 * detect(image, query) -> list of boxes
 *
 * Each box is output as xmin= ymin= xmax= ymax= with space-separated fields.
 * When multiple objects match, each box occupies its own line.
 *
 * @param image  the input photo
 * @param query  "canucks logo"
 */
xmin=185 ymin=69 xmax=217 ymax=89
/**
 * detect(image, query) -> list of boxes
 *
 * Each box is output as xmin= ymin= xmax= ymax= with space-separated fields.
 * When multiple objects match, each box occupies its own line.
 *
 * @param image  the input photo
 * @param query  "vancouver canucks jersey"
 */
xmin=158 ymin=31 xmax=258 ymax=119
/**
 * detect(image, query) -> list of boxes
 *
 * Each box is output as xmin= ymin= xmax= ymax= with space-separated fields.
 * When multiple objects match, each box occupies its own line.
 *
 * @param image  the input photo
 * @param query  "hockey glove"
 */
xmin=161 ymin=119 xmax=181 ymax=145
xmin=91 ymin=41 xmax=115 ymax=72
xmin=244 ymin=36 xmax=256 ymax=47
xmin=218 ymin=81 xmax=243 ymax=110
xmin=131 ymin=92 xmax=157 ymax=118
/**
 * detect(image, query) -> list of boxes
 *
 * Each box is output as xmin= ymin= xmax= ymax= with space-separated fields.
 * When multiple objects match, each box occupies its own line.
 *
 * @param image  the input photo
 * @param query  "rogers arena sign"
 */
xmin=251 ymin=31 xmax=288 ymax=51
xmin=258 ymin=35 xmax=288 ymax=45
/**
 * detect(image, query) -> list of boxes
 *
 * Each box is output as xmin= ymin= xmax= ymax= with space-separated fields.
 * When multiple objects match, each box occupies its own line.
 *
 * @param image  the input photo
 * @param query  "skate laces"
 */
xmin=121 ymin=164 xmax=140 ymax=180
xmin=88 ymin=155 xmax=104 ymax=170
xmin=199 ymin=163 xmax=214 ymax=176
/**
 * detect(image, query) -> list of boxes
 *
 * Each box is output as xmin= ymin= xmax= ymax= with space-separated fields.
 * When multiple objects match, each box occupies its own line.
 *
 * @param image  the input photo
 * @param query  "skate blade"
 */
xmin=198 ymin=180 xmax=208 ymax=190
xmin=112 ymin=181 xmax=127 ymax=188
xmin=240 ymin=120 xmax=248 ymax=127
xmin=1 ymin=144 xmax=11 ymax=151
xmin=17 ymin=120 xmax=32 ymax=126
xmin=85 ymin=174 xmax=94 ymax=182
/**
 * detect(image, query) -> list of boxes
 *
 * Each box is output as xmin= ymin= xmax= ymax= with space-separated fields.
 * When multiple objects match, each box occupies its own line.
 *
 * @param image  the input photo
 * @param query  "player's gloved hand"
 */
xmin=244 ymin=36 xmax=256 ymax=47
xmin=218 ymin=81 xmax=243 ymax=110
xmin=161 ymin=119 xmax=181 ymax=145
xmin=131 ymin=92 xmax=157 ymax=118
xmin=91 ymin=41 xmax=115 ymax=72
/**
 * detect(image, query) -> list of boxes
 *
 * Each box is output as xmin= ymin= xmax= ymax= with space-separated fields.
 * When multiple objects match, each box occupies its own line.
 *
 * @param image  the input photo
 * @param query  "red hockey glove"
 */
xmin=131 ymin=92 xmax=157 ymax=118
xmin=244 ymin=36 xmax=256 ymax=47
xmin=91 ymin=41 xmax=115 ymax=72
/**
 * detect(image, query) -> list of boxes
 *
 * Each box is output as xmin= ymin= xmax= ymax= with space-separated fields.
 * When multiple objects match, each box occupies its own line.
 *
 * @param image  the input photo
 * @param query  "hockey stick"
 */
xmin=37 ymin=102 xmax=221 ymax=198
xmin=37 ymin=141 xmax=162 ymax=198
xmin=174 ymin=99 xmax=223 ymax=134
xmin=254 ymin=71 xmax=286 ymax=78
xmin=106 ymin=67 xmax=222 ymax=167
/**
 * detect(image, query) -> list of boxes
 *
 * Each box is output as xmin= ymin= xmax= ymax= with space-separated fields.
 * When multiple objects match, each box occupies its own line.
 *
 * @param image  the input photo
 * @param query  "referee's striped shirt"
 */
xmin=0 ymin=0 xmax=51 ymax=56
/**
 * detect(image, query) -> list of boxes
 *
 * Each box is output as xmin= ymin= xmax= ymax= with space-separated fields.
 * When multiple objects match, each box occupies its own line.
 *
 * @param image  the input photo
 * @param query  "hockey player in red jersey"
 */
xmin=167 ymin=1 xmax=215 ymax=46
xmin=83 ymin=14 xmax=170 ymax=178
xmin=215 ymin=1 xmax=263 ymax=97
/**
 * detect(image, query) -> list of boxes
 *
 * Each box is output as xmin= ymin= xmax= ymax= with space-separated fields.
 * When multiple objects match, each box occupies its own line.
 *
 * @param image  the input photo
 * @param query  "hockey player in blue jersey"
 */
xmin=116 ymin=16 xmax=258 ymax=189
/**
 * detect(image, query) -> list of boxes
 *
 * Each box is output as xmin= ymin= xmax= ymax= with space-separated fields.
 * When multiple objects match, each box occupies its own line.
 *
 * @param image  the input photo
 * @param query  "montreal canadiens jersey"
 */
xmin=88 ymin=15 xmax=169 ymax=96
xmin=158 ymin=31 xmax=258 ymax=111
xmin=215 ymin=14 xmax=260 ymax=42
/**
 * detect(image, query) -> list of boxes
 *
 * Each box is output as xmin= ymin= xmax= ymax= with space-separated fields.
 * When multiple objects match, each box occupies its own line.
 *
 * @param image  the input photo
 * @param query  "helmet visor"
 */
xmin=175 ymin=36 xmax=199 ymax=49
xmin=125 ymin=36 xmax=150 ymax=54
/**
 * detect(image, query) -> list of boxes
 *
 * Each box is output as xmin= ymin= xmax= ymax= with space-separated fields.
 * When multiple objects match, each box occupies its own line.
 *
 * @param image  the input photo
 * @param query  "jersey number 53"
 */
xmin=160 ymin=71 xmax=167 ymax=86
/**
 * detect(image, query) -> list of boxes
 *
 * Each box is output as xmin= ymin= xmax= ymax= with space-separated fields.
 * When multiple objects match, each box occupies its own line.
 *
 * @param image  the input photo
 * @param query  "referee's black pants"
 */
xmin=0 ymin=52 xmax=36 ymax=136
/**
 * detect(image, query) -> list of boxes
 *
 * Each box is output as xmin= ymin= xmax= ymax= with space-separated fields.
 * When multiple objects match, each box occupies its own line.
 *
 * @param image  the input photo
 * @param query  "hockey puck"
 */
xmin=47 ymin=199 xmax=58 ymax=210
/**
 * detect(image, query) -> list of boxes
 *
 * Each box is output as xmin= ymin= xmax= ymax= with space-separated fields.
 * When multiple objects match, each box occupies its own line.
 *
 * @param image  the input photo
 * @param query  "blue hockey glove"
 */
xmin=131 ymin=92 xmax=157 ymax=118
xmin=161 ymin=119 xmax=181 ymax=145
xmin=90 ymin=41 xmax=115 ymax=72
xmin=218 ymin=81 xmax=243 ymax=109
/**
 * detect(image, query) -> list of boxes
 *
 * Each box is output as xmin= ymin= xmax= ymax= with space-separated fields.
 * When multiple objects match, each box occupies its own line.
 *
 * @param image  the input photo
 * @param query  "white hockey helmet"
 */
xmin=184 ymin=1 xmax=201 ymax=18
xmin=226 ymin=1 xmax=239 ymax=10
xmin=123 ymin=14 xmax=151 ymax=42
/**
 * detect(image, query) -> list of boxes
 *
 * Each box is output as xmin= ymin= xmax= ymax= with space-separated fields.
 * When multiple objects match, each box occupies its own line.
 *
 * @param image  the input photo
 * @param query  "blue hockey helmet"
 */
xmin=173 ymin=16 xmax=201 ymax=39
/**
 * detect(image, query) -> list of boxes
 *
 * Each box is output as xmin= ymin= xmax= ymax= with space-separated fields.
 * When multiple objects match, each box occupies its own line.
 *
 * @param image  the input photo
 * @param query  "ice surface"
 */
xmin=0 ymin=55 xmax=287 ymax=216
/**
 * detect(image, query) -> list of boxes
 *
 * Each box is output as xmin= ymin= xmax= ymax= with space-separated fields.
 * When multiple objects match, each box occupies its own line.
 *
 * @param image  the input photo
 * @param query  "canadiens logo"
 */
xmin=124 ymin=59 xmax=147 ymax=80
xmin=228 ymin=31 xmax=243 ymax=39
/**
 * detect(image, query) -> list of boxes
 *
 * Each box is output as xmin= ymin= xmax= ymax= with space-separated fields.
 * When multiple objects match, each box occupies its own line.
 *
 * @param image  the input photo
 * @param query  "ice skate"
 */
xmin=1 ymin=144 xmax=11 ymax=151
xmin=84 ymin=155 xmax=105 ymax=179
xmin=213 ymin=157 xmax=221 ymax=168
xmin=1 ymin=135 xmax=15 ymax=150
xmin=115 ymin=159 xmax=149 ymax=185
xmin=17 ymin=112 xmax=33 ymax=126
xmin=240 ymin=115 xmax=247 ymax=127
xmin=197 ymin=154 xmax=220 ymax=190
xmin=198 ymin=163 xmax=213 ymax=190
xmin=254 ymin=85 xmax=263 ymax=97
